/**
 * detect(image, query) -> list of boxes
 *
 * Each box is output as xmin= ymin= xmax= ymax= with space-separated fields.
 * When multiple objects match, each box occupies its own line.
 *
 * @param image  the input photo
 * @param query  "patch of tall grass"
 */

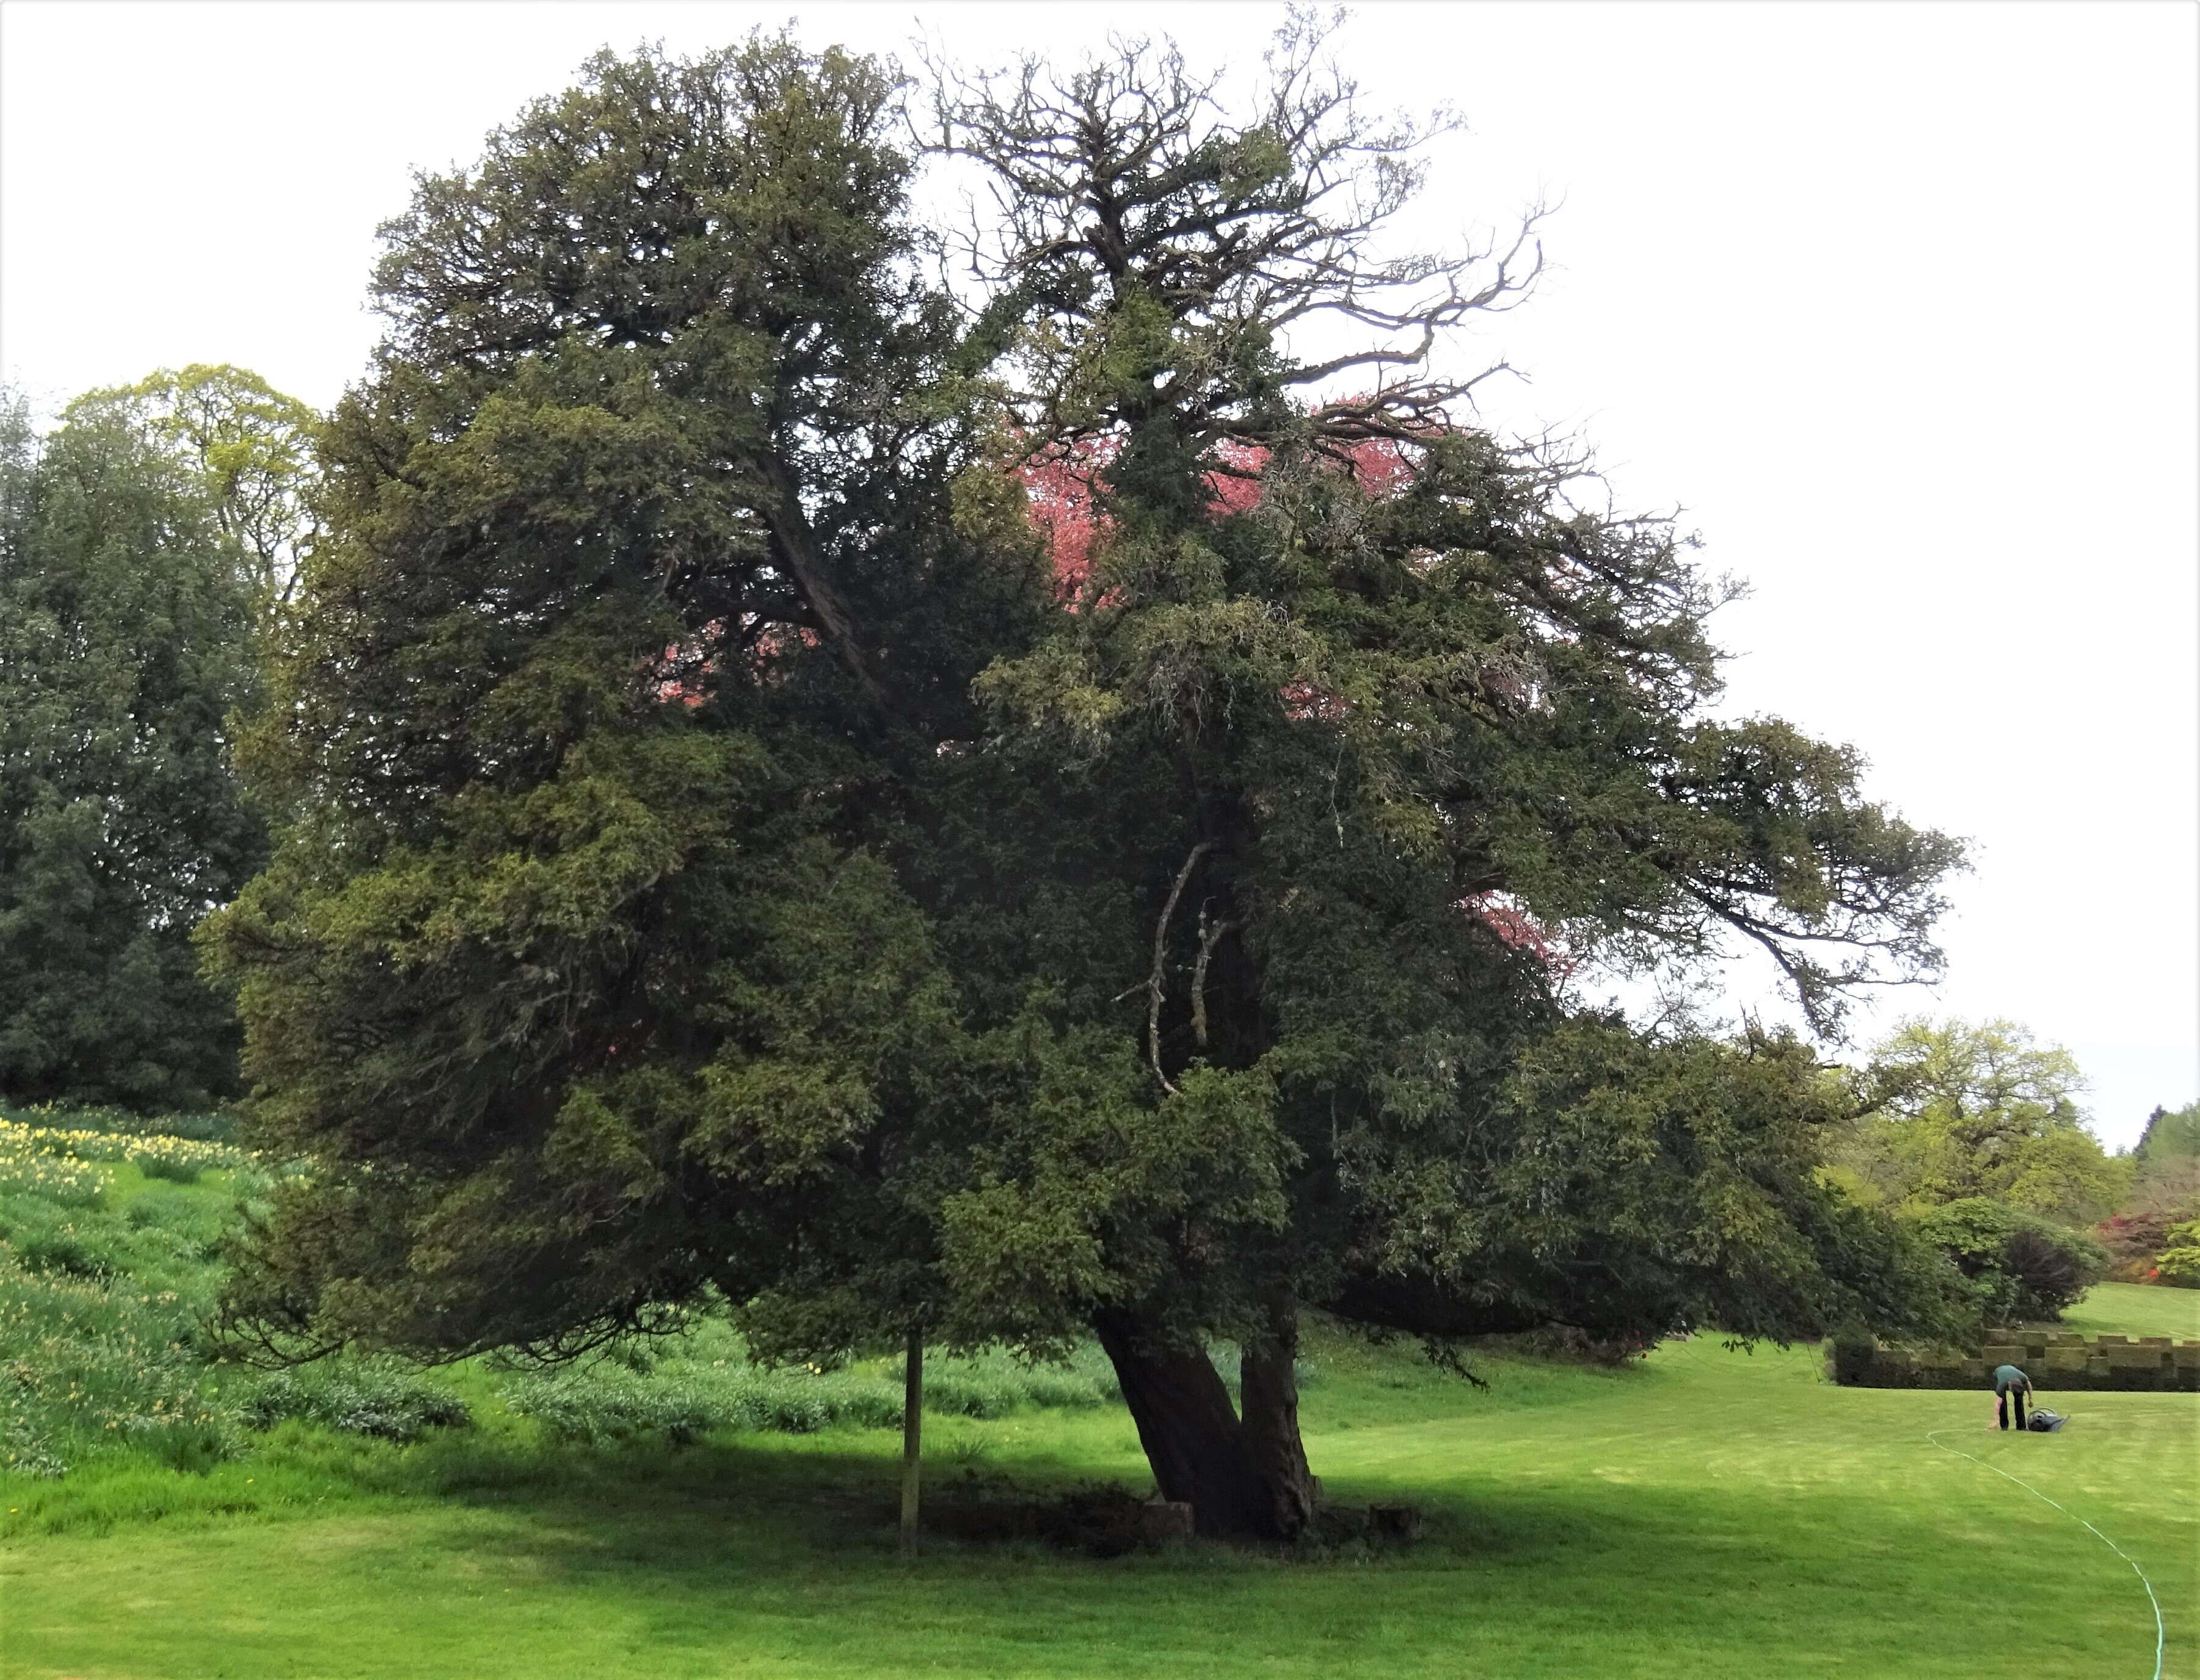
xmin=497 ymin=1325 xmax=1123 ymax=1444
xmin=0 ymin=1251 xmax=231 ymax=1477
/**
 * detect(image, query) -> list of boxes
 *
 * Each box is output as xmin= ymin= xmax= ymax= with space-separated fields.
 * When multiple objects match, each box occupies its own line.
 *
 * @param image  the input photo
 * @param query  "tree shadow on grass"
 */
xmin=11 ymin=1417 xmax=2171 ymax=1680
xmin=365 ymin=1442 xmax=2118 ymax=1680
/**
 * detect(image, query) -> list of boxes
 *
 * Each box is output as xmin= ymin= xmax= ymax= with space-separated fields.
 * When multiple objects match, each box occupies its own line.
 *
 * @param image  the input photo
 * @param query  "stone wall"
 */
xmin=1826 ymin=1331 xmax=2200 ymax=1391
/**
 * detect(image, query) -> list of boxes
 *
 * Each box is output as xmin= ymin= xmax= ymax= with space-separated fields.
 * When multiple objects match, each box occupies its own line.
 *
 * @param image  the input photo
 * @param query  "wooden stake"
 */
xmin=899 ymin=1326 xmax=923 ymax=1551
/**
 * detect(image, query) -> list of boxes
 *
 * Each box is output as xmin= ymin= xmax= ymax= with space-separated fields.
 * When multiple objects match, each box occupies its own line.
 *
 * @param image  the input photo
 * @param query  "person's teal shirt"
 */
xmin=1994 ymin=1364 xmax=2030 ymax=1394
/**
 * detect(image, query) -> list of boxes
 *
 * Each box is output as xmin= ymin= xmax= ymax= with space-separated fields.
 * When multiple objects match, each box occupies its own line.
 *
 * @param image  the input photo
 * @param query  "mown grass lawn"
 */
xmin=4 ymin=1311 xmax=2194 ymax=1679
xmin=2045 ymin=1282 xmax=2200 ymax=1342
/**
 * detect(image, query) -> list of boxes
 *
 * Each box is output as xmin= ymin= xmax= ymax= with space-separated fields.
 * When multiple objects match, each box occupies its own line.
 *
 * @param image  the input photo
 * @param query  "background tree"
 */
xmin=2151 ymin=1218 xmax=2200 ymax=1287
xmin=0 ymin=380 xmax=286 ymax=1110
xmin=1824 ymin=1017 xmax=2130 ymax=1226
xmin=2129 ymin=1100 xmax=2200 ymax=1213
xmin=2133 ymin=1100 xmax=2200 ymax=1166
xmin=84 ymin=365 xmax=321 ymax=604
xmin=2099 ymin=1100 xmax=2200 ymax=1282
xmin=1910 ymin=1198 xmax=2105 ymax=1323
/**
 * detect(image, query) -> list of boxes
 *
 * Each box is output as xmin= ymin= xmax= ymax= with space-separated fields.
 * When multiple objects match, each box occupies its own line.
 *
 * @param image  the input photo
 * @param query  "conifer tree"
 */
xmin=910 ymin=18 xmax=1968 ymax=1534
xmin=205 ymin=38 xmax=1048 ymax=1365
xmin=209 ymin=27 xmax=1970 ymax=1543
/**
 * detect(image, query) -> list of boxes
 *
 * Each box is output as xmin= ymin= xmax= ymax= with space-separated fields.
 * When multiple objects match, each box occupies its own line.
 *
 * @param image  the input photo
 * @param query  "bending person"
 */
xmin=1991 ymin=1362 xmax=2033 ymax=1431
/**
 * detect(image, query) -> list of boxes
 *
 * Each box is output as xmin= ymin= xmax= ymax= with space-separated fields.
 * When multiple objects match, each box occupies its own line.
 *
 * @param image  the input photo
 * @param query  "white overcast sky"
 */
xmin=3 ymin=1 xmax=2195 ymax=1145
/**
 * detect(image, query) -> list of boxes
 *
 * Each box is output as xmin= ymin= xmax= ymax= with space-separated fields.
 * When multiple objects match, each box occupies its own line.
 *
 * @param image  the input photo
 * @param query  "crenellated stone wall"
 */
xmin=1826 ymin=1331 xmax=2200 ymax=1391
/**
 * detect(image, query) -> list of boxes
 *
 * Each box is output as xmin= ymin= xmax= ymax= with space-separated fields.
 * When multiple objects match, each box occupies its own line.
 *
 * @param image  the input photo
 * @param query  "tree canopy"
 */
xmin=205 ymin=24 xmax=1972 ymax=1540
xmin=2133 ymin=1100 xmax=2200 ymax=1171
xmin=90 ymin=365 xmax=320 ymax=604
xmin=0 ymin=372 xmax=305 ymax=1111
xmin=1824 ymin=1017 xmax=2129 ymax=1227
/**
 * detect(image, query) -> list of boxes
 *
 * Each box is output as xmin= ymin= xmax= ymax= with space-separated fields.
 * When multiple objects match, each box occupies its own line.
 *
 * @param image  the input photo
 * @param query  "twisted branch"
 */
xmin=1190 ymin=902 xmax=1236 ymax=1049
xmin=1147 ymin=842 xmax=1212 ymax=1093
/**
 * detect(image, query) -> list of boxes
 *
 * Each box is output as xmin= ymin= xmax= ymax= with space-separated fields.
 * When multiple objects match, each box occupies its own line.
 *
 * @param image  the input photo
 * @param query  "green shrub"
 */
xmin=2152 ymin=1219 xmax=2200 ymax=1287
xmin=1914 ymin=1197 xmax=2105 ymax=1321
xmin=1826 ymin=1323 xmax=1879 ymax=1384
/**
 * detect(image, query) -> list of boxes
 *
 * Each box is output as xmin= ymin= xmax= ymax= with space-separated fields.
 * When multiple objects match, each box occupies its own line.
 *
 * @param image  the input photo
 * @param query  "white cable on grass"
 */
xmin=1925 ymin=1425 xmax=2164 ymax=1680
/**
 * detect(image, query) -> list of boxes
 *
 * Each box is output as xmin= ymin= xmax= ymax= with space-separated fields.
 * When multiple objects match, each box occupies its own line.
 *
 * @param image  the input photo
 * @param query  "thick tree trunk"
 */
xmin=1092 ymin=1303 xmax=1317 ymax=1542
xmin=1238 ymin=1289 xmax=1317 ymax=1540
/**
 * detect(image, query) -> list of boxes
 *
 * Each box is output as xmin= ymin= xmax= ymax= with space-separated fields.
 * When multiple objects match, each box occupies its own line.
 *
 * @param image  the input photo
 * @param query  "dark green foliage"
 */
xmin=1826 ymin=1323 xmax=1879 ymax=1384
xmin=0 ymin=365 xmax=312 ymax=1116
xmin=204 ymin=37 xmax=1049 ymax=1372
xmin=200 ymin=25 xmax=1972 ymax=1540
xmin=905 ymin=24 xmax=1972 ymax=1532
xmin=0 ymin=393 xmax=271 ymax=1110
xmin=1914 ymin=1197 xmax=2105 ymax=1322
xmin=919 ymin=17 xmax=1965 ymax=1358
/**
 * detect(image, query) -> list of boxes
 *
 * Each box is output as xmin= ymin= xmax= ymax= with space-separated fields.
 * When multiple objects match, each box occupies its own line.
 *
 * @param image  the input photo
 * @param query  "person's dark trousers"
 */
xmin=1999 ymin=1390 xmax=2028 ymax=1430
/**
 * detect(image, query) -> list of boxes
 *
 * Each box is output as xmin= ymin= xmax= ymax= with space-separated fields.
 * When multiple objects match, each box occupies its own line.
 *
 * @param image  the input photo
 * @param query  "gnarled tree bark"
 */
xmin=1237 ymin=1287 xmax=1317 ymax=1540
xmin=1093 ymin=1297 xmax=1317 ymax=1543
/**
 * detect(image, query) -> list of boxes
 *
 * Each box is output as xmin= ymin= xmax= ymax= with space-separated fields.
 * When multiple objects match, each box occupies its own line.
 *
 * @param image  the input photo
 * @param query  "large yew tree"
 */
xmin=207 ymin=38 xmax=1049 ymax=1367
xmin=904 ymin=20 xmax=1965 ymax=1536
xmin=212 ymin=27 xmax=1967 ymax=1541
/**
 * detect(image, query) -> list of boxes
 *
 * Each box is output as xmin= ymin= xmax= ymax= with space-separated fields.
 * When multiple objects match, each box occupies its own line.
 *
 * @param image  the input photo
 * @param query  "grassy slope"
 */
xmin=3 ymin=1323 xmax=2194 ymax=1679
xmin=2047 ymin=1282 xmax=2200 ymax=1341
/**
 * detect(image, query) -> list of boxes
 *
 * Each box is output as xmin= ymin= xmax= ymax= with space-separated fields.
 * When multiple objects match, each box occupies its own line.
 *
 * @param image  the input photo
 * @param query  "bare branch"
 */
xmin=922 ymin=12 xmax=1539 ymax=464
xmin=1190 ymin=902 xmax=1237 ymax=1049
xmin=1147 ymin=840 xmax=1214 ymax=1093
